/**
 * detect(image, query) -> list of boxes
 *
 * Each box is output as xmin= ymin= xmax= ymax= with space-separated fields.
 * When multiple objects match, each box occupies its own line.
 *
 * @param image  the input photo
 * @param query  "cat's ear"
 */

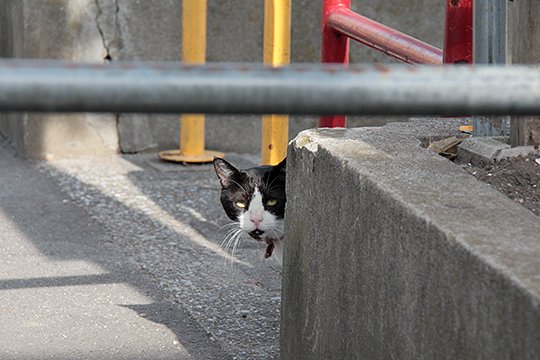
xmin=274 ymin=157 xmax=286 ymax=173
xmin=213 ymin=158 xmax=240 ymax=188
xmin=272 ymin=157 xmax=286 ymax=181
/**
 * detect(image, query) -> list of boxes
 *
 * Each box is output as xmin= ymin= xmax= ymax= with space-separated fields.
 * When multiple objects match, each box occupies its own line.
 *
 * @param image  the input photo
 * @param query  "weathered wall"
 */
xmin=508 ymin=0 xmax=540 ymax=146
xmin=0 ymin=1 xmax=24 ymax=152
xmin=281 ymin=121 xmax=540 ymax=359
xmin=0 ymin=0 xmax=119 ymax=159
xmin=0 ymin=0 xmax=444 ymax=158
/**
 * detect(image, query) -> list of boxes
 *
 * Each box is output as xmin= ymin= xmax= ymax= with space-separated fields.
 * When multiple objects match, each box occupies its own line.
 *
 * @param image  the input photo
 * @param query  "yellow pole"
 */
xmin=262 ymin=0 xmax=291 ymax=165
xmin=159 ymin=0 xmax=223 ymax=163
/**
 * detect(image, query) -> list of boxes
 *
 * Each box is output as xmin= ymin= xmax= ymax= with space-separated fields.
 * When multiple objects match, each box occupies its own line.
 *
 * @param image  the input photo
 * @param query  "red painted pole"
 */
xmin=320 ymin=0 xmax=350 ymax=128
xmin=443 ymin=0 xmax=473 ymax=64
xmin=327 ymin=7 xmax=443 ymax=65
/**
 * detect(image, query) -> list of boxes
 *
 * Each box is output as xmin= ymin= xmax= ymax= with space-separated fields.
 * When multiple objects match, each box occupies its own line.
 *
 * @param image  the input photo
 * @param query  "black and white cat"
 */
xmin=213 ymin=157 xmax=286 ymax=264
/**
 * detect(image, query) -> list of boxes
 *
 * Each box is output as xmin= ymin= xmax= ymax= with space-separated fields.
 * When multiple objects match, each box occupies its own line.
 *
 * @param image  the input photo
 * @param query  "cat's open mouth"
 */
xmin=248 ymin=230 xmax=276 ymax=259
xmin=248 ymin=229 xmax=265 ymax=240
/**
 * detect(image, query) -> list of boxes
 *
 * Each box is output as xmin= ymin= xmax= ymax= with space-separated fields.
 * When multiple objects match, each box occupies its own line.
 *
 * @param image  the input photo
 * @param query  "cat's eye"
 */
xmin=266 ymin=199 xmax=278 ymax=206
xmin=235 ymin=201 xmax=246 ymax=208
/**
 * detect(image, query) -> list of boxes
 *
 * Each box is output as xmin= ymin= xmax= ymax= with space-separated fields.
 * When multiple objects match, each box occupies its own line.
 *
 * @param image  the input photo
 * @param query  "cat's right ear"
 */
xmin=213 ymin=158 xmax=240 ymax=188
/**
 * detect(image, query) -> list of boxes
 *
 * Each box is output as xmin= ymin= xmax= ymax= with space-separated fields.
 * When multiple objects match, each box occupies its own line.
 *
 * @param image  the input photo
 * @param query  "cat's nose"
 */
xmin=250 ymin=217 xmax=263 ymax=227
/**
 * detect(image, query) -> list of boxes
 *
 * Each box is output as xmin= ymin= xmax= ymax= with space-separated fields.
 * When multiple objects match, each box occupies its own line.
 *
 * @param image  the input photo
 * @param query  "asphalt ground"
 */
xmin=0 ymin=138 xmax=281 ymax=360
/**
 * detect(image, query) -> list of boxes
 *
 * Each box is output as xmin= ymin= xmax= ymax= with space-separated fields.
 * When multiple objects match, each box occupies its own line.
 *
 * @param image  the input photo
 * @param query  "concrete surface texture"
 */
xmin=281 ymin=119 xmax=540 ymax=359
xmin=458 ymin=137 xmax=540 ymax=165
xmin=0 ymin=0 xmax=119 ymax=159
xmin=0 ymin=0 xmax=444 ymax=158
xmin=0 ymin=137 xmax=282 ymax=359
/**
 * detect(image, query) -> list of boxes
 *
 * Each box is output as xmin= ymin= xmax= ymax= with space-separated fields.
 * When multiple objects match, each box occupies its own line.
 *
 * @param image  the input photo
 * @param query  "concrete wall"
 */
xmin=0 ymin=0 xmax=119 ymax=159
xmin=281 ymin=120 xmax=540 ymax=359
xmin=0 ymin=0 xmax=444 ymax=158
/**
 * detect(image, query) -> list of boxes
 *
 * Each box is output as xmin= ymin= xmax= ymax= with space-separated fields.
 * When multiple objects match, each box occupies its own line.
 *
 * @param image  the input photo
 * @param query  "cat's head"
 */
xmin=213 ymin=157 xmax=286 ymax=241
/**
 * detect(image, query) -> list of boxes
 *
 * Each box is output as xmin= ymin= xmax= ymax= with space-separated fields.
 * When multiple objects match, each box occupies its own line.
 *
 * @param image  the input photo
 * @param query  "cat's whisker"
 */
xmin=217 ymin=224 xmax=240 ymax=238
xmin=221 ymin=228 xmax=242 ymax=250
xmin=226 ymin=230 xmax=242 ymax=249
xmin=228 ymin=231 xmax=243 ymax=255
xmin=265 ymin=174 xmax=282 ymax=193
xmin=226 ymin=231 xmax=243 ymax=266
xmin=223 ymin=225 xmax=241 ymax=236
xmin=220 ymin=227 xmax=237 ymax=245
xmin=232 ymin=235 xmax=242 ymax=260
xmin=218 ymin=222 xmax=239 ymax=232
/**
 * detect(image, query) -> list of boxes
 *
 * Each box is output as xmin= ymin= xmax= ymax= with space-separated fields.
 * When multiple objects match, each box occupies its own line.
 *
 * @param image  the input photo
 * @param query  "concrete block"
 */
xmin=282 ymin=119 xmax=540 ymax=359
xmin=457 ymin=137 xmax=540 ymax=165
xmin=496 ymin=146 xmax=540 ymax=162
xmin=23 ymin=114 xmax=119 ymax=160
xmin=457 ymin=137 xmax=510 ymax=165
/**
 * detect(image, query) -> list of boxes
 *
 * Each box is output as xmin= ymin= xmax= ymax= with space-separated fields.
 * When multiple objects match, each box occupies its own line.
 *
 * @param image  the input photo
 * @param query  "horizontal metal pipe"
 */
xmin=327 ymin=7 xmax=443 ymax=65
xmin=1 ymin=60 xmax=540 ymax=116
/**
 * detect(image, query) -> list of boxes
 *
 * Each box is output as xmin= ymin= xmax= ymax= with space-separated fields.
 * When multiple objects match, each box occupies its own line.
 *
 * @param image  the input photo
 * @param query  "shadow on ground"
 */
xmin=0 ymin=138 xmax=280 ymax=359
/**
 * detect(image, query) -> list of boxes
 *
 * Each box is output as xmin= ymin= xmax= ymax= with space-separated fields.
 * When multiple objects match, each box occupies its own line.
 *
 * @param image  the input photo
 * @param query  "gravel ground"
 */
xmin=464 ymin=154 xmax=540 ymax=216
xmin=38 ymin=153 xmax=282 ymax=360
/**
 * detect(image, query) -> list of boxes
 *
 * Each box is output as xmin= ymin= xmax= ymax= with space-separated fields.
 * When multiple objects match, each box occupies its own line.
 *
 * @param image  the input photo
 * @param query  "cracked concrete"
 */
xmin=0 ymin=0 xmax=119 ymax=158
xmin=95 ymin=0 xmax=122 ymax=61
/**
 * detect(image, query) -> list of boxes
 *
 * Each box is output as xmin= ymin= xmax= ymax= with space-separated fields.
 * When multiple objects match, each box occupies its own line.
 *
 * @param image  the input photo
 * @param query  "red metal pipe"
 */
xmin=320 ymin=0 xmax=350 ymax=128
xmin=328 ymin=8 xmax=443 ymax=65
xmin=443 ymin=0 xmax=473 ymax=64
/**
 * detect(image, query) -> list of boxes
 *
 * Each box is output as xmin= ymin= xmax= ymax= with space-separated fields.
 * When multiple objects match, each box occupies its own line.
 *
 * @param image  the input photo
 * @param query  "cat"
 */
xmin=213 ymin=157 xmax=286 ymax=264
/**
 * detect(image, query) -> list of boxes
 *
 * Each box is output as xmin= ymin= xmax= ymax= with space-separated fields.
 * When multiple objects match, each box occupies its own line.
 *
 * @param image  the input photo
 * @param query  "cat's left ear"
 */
xmin=273 ymin=157 xmax=286 ymax=175
xmin=275 ymin=157 xmax=286 ymax=171
xmin=213 ymin=157 xmax=240 ymax=188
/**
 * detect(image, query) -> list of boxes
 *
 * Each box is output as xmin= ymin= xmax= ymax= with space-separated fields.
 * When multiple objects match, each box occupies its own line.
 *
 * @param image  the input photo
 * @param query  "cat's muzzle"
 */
xmin=248 ymin=229 xmax=265 ymax=240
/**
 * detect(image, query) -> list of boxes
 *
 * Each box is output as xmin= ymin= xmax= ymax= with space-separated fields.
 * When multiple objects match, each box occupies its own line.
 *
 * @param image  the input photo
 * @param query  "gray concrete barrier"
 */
xmin=281 ymin=119 xmax=540 ymax=359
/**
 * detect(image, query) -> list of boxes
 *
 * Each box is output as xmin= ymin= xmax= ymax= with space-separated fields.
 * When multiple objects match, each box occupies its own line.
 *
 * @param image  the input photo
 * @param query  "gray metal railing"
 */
xmin=1 ymin=60 xmax=540 ymax=116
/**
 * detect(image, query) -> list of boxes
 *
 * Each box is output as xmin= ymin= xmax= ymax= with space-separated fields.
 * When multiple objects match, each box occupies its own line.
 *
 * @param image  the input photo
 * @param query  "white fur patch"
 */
xmin=237 ymin=187 xmax=284 ymax=265
xmin=271 ymin=238 xmax=283 ymax=265
xmin=239 ymin=187 xmax=281 ymax=235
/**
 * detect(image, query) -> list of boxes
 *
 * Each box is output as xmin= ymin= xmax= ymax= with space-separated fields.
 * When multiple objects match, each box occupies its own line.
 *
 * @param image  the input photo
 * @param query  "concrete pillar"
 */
xmin=282 ymin=123 xmax=540 ymax=359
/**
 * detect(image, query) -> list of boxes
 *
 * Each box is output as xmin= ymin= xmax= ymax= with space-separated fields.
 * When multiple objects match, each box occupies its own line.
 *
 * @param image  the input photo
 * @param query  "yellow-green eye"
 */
xmin=235 ymin=201 xmax=246 ymax=208
xmin=266 ymin=199 xmax=278 ymax=206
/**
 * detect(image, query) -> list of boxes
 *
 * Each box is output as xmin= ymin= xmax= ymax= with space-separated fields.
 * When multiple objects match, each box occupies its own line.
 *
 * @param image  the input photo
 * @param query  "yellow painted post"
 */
xmin=262 ymin=0 xmax=291 ymax=165
xmin=159 ymin=0 xmax=223 ymax=163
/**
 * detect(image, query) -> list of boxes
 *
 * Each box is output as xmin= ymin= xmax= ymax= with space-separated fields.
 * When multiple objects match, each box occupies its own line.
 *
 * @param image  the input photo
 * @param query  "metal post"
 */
xmin=320 ymin=0 xmax=350 ymax=128
xmin=473 ymin=0 xmax=510 ymax=136
xmin=444 ymin=0 xmax=473 ymax=64
xmin=159 ymin=0 xmax=223 ymax=163
xmin=262 ymin=0 xmax=291 ymax=165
